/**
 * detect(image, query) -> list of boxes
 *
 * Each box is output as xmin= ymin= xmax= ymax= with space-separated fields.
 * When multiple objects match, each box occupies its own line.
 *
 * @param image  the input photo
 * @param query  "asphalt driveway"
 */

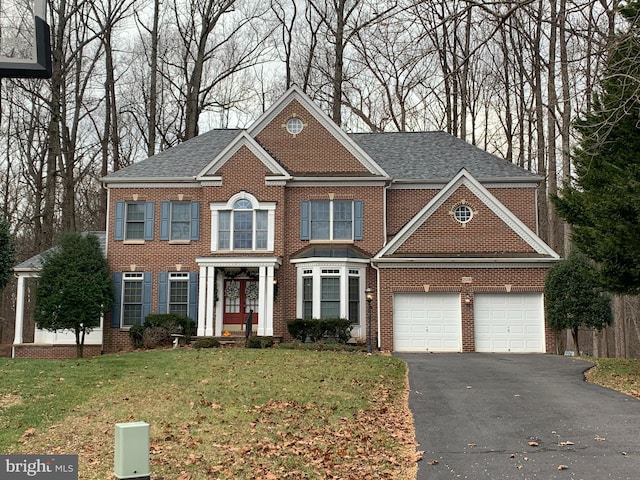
xmin=397 ymin=354 xmax=640 ymax=480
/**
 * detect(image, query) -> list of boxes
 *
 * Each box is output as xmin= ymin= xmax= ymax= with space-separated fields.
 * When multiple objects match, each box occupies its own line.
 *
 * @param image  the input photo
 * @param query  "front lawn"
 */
xmin=585 ymin=357 xmax=640 ymax=400
xmin=0 ymin=349 xmax=417 ymax=479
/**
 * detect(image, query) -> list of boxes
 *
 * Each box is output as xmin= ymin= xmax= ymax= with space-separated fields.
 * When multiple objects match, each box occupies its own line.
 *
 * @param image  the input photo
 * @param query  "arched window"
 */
xmin=212 ymin=193 xmax=275 ymax=251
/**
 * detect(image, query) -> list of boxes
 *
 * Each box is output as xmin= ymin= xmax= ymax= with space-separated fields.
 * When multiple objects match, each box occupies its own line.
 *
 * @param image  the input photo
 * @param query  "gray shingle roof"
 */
xmin=14 ymin=232 xmax=106 ymax=272
xmin=105 ymin=129 xmax=242 ymax=180
xmin=102 ymin=129 xmax=538 ymax=183
xmin=349 ymin=132 xmax=539 ymax=182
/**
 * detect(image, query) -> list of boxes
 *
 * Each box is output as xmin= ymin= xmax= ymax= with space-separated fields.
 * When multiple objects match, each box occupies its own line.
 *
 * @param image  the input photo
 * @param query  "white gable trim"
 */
xmin=196 ymin=131 xmax=291 ymax=180
xmin=376 ymin=169 xmax=559 ymax=259
xmin=247 ymin=85 xmax=390 ymax=178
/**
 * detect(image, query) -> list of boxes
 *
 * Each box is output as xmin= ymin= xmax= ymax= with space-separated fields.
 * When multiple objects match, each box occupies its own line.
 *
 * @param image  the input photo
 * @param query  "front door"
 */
xmin=224 ymin=279 xmax=259 ymax=325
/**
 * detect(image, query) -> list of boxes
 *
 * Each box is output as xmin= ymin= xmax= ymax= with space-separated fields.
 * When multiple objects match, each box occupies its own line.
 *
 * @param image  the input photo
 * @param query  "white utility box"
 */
xmin=114 ymin=421 xmax=150 ymax=479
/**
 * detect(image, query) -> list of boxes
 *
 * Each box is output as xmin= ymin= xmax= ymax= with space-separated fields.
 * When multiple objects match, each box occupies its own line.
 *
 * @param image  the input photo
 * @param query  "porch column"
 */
xmin=214 ymin=273 xmax=223 ymax=337
xmin=13 ymin=274 xmax=26 ymax=345
xmin=258 ymin=267 xmax=266 ymax=336
xmin=197 ymin=266 xmax=215 ymax=337
xmin=257 ymin=266 xmax=274 ymax=336
xmin=205 ymin=266 xmax=215 ymax=336
xmin=265 ymin=266 xmax=274 ymax=336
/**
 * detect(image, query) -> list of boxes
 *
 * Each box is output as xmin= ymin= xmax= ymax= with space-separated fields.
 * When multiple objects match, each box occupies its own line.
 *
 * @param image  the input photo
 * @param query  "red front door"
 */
xmin=223 ymin=279 xmax=259 ymax=325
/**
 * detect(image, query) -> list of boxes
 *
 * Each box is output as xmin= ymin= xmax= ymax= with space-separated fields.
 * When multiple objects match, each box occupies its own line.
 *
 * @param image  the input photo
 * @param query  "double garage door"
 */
xmin=393 ymin=292 xmax=545 ymax=353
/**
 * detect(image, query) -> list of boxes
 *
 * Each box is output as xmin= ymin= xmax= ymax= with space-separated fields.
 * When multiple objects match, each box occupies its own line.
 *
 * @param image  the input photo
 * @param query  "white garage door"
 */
xmin=394 ymin=293 xmax=461 ymax=352
xmin=474 ymin=293 xmax=545 ymax=353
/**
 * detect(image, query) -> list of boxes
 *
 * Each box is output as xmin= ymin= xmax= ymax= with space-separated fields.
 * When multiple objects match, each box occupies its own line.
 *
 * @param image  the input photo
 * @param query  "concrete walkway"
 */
xmin=397 ymin=353 xmax=640 ymax=480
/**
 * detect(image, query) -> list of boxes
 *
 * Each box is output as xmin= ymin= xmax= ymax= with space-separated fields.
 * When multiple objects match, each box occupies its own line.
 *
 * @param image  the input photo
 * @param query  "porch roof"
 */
xmin=291 ymin=244 xmax=371 ymax=260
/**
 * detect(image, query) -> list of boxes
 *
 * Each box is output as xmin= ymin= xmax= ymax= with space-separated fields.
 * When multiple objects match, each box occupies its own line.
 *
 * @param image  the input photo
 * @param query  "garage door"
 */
xmin=474 ymin=293 xmax=545 ymax=353
xmin=394 ymin=293 xmax=461 ymax=352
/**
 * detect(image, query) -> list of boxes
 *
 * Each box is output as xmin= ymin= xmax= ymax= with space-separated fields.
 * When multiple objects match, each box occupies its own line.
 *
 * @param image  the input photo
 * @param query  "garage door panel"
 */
xmin=474 ymin=293 xmax=545 ymax=353
xmin=394 ymin=293 xmax=461 ymax=352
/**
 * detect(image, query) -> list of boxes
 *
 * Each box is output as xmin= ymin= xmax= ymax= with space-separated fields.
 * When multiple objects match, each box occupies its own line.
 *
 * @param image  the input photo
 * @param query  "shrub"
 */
xmin=247 ymin=336 xmax=274 ymax=349
xmin=142 ymin=326 xmax=173 ymax=349
xmin=193 ymin=337 xmax=220 ymax=350
xmin=129 ymin=313 xmax=196 ymax=350
xmin=144 ymin=313 xmax=195 ymax=341
xmin=129 ymin=325 xmax=145 ymax=349
xmin=322 ymin=318 xmax=354 ymax=344
xmin=286 ymin=318 xmax=353 ymax=344
xmin=286 ymin=318 xmax=309 ymax=342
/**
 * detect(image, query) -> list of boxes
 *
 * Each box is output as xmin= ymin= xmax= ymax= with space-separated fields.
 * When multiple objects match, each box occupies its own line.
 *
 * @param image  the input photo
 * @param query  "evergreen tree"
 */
xmin=35 ymin=233 xmax=113 ymax=357
xmin=553 ymin=1 xmax=640 ymax=294
xmin=545 ymin=252 xmax=613 ymax=356
xmin=0 ymin=218 xmax=16 ymax=290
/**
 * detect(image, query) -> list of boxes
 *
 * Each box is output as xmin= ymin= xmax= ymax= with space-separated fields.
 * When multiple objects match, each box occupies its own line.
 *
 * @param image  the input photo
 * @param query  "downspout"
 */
xmin=371 ymin=180 xmax=392 ymax=350
xmin=371 ymin=260 xmax=382 ymax=350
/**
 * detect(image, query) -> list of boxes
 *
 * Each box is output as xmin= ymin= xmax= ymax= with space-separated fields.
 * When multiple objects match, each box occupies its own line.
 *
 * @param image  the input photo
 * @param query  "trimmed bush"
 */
xmin=193 ymin=337 xmax=220 ymax=350
xmin=286 ymin=318 xmax=309 ymax=342
xmin=286 ymin=318 xmax=353 ymax=344
xmin=322 ymin=318 xmax=353 ymax=344
xmin=247 ymin=336 xmax=274 ymax=349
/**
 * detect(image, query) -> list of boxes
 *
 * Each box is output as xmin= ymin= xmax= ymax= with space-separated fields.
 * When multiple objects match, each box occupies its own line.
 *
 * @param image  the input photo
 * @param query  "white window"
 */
xmin=122 ymin=272 xmax=144 ymax=327
xmin=311 ymin=200 xmax=353 ymax=240
xmin=170 ymin=202 xmax=191 ymax=241
xmin=297 ymin=264 xmax=364 ymax=323
xmin=169 ymin=272 xmax=189 ymax=316
xmin=211 ymin=192 xmax=275 ymax=252
xmin=125 ymin=203 xmax=145 ymax=240
xmin=453 ymin=204 xmax=473 ymax=224
xmin=286 ymin=117 xmax=304 ymax=135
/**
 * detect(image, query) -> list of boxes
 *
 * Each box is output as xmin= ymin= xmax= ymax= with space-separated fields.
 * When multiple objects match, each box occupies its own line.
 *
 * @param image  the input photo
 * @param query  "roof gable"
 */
xmin=376 ymin=169 xmax=559 ymax=259
xmin=196 ymin=131 xmax=291 ymax=181
xmin=248 ymin=86 xmax=389 ymax=177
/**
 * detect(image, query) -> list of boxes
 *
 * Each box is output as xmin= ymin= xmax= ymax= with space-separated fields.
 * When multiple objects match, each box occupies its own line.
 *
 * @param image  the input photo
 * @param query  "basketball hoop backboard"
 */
xmin=0 ymin=0 xmax=51 ymax=78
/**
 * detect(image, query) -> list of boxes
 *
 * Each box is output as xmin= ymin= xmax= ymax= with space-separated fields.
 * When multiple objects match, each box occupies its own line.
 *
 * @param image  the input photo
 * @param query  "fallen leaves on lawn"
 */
xmin=14 ymin=381 xmax=417 ymax=480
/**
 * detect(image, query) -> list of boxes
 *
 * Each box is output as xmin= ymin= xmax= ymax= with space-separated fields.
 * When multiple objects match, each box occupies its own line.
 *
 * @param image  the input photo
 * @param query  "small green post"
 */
xmin=114 ymin=422 xmax=150 ymax=480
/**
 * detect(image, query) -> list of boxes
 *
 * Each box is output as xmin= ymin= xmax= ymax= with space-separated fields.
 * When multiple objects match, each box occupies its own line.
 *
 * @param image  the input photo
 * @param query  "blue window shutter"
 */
xmin=160 ymin=202 xmax=170 ymax=240
xmin=111 ymin=272 xmax=123 ymax=327
xmin=114 ymin=202 xmax=125 ymax=241
xmin=158 ymin=272 xmax=168 ymax=314
xmin=300 ymin=201 xmax=310 ymax=240
xmin=188 ymin=272 xmax=199 ymax=320
xmin=144 ymin=202 xmax=155 ymax=241
xmin=142 ymin=272 xmax=153 ymax=320
xmin=190 ymin=201 xmax=200 ymax=240
xmin=354 ymin=200 xmax=364 ymax=240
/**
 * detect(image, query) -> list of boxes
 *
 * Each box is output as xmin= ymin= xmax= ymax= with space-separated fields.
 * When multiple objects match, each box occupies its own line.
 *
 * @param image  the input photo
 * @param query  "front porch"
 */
xmin=195 ymin=256 xmax=281 ymax=338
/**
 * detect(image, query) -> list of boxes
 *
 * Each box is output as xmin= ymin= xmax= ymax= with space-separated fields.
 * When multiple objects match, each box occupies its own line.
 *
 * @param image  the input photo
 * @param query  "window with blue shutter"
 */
xmin=115 ymin=201 xmax=155 ymax=241
xmin=301 ymin=200 xmax=363 ymax=241
xmin=160 ymin=201 xmax=199 ymax=241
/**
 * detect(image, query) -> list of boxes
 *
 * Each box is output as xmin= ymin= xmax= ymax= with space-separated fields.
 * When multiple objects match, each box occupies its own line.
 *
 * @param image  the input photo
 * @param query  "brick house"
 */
xmin=12 ymin=86 xmax=559 ymax=357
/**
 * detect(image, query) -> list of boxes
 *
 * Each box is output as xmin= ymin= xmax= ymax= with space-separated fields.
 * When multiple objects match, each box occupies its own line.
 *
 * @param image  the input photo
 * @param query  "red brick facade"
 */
xmin=98 ymin=87 xmax=559 ymax=355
